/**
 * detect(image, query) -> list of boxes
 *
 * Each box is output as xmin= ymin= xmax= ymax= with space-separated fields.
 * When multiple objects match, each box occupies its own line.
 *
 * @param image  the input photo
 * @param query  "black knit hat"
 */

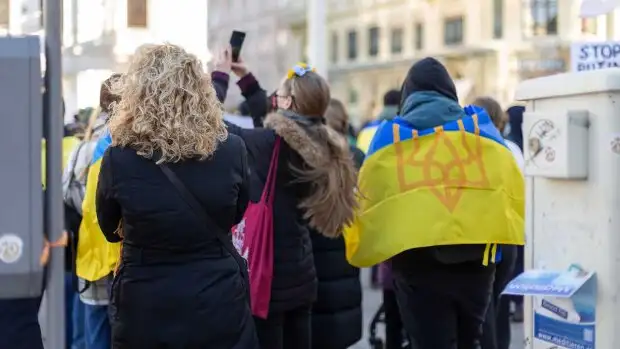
xmin=383 ymin=89 xmax=401 ymax=107
xmin=400 ymin=57 xmax=458 ymax=110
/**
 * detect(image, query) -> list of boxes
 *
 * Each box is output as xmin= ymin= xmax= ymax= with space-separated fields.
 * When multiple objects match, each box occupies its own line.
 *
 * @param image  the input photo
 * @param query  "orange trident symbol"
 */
xmin=393 ymin=115 xmax=490 ymax=212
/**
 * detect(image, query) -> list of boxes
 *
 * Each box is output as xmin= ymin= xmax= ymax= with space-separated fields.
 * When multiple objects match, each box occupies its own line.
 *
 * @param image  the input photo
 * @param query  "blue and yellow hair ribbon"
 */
xmin=286 ymin=62 xmax=316 ymax=79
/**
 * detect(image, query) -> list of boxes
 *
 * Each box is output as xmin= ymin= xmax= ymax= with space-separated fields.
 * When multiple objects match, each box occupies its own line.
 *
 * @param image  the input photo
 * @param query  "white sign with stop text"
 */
xmin=571 ymin=41 xmax=620 ymax=72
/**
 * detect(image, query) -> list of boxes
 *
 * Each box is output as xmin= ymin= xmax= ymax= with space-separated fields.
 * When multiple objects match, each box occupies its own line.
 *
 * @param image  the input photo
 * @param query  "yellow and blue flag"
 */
xmin=356 ymin=120 xmax=382 ymax=154
xmin=76 ymin=132 xmax=121 ymax=281
xmin=344 ymin=106 xmax=525 ymax=267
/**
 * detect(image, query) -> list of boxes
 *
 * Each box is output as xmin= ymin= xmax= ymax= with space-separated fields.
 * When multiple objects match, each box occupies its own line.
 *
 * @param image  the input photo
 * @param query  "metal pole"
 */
xmin=307 ymin=0 xmax=327 ymax=79
xmin=44 ymin=0 xmax=65 ymax=347
xmin=606 ymin=11 xmax=615 ymax=40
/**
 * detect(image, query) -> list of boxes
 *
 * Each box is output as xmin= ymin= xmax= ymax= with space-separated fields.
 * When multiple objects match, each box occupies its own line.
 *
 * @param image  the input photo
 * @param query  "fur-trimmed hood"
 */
xmin=264 ymin=111 xmax=358 ymax=238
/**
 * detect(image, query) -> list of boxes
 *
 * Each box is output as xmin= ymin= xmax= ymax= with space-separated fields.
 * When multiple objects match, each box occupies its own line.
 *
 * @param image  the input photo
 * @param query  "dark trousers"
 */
xmin=480 ymin=245 xmax=517 ymax=349
xmin=393 ymin=262 xmax=495 ymax=349
xmin=254 ymin=305 xmax=311 ymax=349
xmin=383 ymin=289 xmax=405 ymax=349
xmin=0 ymin=297 xmax=44 ymax=349
xmin=510 ymin=246 xmax=524 ymax=307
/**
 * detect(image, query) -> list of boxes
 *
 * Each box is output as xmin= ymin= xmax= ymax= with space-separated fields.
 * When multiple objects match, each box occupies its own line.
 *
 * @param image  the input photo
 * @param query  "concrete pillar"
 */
xmin=307 ymin=0 xmax=327 ymax=79
xmin=8 ymin=0 xmax=22 ymax=34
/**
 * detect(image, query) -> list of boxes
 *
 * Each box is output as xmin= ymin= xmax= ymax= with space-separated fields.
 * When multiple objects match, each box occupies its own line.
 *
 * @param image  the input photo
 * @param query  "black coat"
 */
xmin=224 ymin=124 xmax=317 ymax=314
xmin=95 ymin=135 xmax=258 ymax=349
xmin=310 ymin=145 xmax=364 ymax=349
xmin=310 ymin=234 xmax=362 ymax=349
xmin=214 ymin=72 xmax=318 ymax=314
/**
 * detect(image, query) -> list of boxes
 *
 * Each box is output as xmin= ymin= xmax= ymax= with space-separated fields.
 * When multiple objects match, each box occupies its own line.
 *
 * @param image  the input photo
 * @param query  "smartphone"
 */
xmin=230 ymin=30 xmax=246 ymax=62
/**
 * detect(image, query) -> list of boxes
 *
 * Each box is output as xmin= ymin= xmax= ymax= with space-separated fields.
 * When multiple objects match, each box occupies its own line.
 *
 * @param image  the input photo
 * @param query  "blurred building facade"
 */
xmin=207 ymin=0 xmax=306 ymax=110
xmin=214 ymin=0 xmax=615 ymax=123
xmin=325 ymin=0 xmax=611 ymax=123
xmin=0 ymin=0 xmax=208 ymax=120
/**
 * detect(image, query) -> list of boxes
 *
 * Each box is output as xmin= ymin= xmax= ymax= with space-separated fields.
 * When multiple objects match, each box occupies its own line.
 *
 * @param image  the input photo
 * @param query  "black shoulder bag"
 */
xmin=158 ymin=164 xmax=250 ymax=303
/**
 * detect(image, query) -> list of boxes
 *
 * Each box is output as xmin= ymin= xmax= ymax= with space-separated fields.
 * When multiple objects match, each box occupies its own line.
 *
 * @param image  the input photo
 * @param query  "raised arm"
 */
xmin=211 ymin=46 xmax=233 ymax=103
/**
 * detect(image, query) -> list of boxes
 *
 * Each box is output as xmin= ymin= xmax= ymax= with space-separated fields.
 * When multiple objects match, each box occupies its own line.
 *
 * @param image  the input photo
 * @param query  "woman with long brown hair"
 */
xmin=95 ymin=43 xmax=258 ymax=348
xmin=310 ymin=98 xmax=363 ymax=349
xmin=213 ymin=49 xmax=358 ymax=349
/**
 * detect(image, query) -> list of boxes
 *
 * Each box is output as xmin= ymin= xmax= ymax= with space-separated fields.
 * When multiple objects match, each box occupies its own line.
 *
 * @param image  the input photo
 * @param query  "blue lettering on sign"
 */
xmin=579 ymin=43 xmax=620 ymax=60
xmin=577 ymin=61 xmax=620 ymax=71
xmin=505 ymin=282 xmax=575 ymax=296
xmin=535 ymin=313 xmax=594 ymax=349
xmin=577 ymin=43 xmax=620 ymax=71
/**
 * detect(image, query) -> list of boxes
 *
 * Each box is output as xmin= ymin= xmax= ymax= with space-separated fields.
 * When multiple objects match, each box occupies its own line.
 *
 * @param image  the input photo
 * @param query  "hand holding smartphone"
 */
xmin=229 ymin=30 xmax=246 ymax=63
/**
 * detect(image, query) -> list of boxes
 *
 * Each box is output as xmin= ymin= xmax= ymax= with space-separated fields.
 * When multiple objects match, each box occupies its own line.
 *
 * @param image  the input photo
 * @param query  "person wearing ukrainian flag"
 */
xmin=344 ymin=57 xmax=524 ymax=349
xmin=356 ymin=89 xmax=400 ymax=155
xmin=74 ymin=74 xmax=121 ymax=349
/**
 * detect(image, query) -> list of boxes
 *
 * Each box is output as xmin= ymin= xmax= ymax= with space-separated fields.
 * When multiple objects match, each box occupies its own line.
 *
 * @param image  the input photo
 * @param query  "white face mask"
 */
xmin=503 ymin=123 xmax=512 ymax=137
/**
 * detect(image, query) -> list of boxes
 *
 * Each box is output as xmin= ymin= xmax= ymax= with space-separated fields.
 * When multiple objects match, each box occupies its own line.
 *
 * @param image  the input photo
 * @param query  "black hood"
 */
xmin=399 ymin=57 xmax=458 ymax=112
xmin=506 ymin=106 xmax=524 ymax=151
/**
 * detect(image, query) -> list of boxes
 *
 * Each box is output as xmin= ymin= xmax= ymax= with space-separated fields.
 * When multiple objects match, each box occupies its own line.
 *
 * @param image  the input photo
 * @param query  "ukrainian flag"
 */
xmin=344 ymin=106 xmax=525 ymax=268
xmin=76 ymin=132 xmax=121 ymax=281
xmin=356 ymin=120 xmax=382 ymax=154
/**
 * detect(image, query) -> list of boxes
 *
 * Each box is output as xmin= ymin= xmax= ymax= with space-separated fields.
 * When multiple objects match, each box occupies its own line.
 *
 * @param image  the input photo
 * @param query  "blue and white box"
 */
xmin=503 ymin=264 xmax=597 ymax=349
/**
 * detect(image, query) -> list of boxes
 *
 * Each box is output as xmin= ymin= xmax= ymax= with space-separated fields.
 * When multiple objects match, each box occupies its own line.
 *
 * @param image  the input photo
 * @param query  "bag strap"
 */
xmin=67 ymin=141 xmax=90 ymax=293
xmin=158 ymin=164 xmax=250 ymax=292
xmin=262 ymin=137 xmax=281 ymax=205
xmin=67 ymin=141 xmax=86 ymax=184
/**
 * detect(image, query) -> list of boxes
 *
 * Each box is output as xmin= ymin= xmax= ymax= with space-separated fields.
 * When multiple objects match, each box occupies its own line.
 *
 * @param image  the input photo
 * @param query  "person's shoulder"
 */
xmin=215 ymin=133 xmax=249 ymax=159
xmin=223 ymin=132 xmax=245 ymax=147
xmin=505 ymin=139 xmax=523 ymax=157
xmin=232 ymin=127 xmax=276 ymax=152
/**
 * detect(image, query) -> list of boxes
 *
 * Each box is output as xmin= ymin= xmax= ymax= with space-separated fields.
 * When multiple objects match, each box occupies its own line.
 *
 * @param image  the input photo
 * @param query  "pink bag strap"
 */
xmin=261 ymin=137 xmax=281 ymax=205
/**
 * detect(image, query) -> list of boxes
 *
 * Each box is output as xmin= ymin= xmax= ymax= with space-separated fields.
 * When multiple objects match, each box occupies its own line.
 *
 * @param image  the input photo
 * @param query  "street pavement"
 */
xmin=41 ymin=268 xmax=524 ymax=348
xmin=351 ymin=268 xmax=524 ymax=348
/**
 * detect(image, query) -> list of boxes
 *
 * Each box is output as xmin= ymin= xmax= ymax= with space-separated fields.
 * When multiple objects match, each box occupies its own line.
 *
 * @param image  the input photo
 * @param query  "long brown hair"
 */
xmin=324 ymin=98 xmax=349 ymax=135
xmin=473 ymin=96 xmax=505 ymax=132
xmin=276 ymin=72 xmax=358 ymax=237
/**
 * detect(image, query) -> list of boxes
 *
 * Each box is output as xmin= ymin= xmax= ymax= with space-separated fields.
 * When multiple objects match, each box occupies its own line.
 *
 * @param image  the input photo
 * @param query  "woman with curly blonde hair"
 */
xmin=95 ymin=43 xmax=258 ymax=349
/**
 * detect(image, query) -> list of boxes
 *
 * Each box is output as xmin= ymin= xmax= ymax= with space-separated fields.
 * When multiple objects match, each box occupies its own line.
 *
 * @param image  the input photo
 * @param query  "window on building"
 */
xmin=348 ymin=88 xmax=358 ymax=104
xmin=581 ymin=18 xmax=597 ymax=35
xmin=368 ymin=26 xmax=380 ymax=57
xmin=444 ymin=17 xmax=464 ymax=46
xmin=415 ymin=23 xmax=424 ymax=50
xmin=347 ymin=30 xmax=358 ymax=60
xmin=522 ymin=0 xmax=557 ymax=37
xmin=493 ymin=0 xmax=503 ymax=39
xmin=331 ymin=31 xmax=339 ymax=63
xmin=391 ymin=27 xmax=403 ymax=54
xmin=0 ymin=0 xmax=8 ymax=27
xmin=127 ymin=0 xmax=148 ymax=28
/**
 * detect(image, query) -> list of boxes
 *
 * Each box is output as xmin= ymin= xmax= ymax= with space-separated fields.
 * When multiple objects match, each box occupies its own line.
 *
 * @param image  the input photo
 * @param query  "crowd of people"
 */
xmin=0 ymin=42 xmax=527 ymax=349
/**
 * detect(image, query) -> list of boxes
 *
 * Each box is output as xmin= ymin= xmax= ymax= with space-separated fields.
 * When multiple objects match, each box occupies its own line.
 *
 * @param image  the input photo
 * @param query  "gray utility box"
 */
xmin=0 ymin=36 xmax=45 ymax=299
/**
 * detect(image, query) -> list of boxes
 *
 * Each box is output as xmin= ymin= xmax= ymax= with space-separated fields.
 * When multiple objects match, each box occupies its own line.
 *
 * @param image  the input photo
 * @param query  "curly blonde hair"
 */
xmin=108 ymin=43 xmax=227 ymax=163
